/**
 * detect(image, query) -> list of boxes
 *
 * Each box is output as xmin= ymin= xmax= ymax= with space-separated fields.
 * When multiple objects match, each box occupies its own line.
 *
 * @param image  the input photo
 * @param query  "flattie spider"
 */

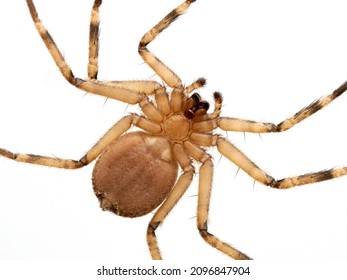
xmin=1 ymin=0 xmax=347 ymax=260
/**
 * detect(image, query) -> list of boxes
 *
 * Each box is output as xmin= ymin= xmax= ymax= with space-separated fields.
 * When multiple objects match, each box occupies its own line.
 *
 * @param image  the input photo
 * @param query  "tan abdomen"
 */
xmin=92 ymin=132 xmax=178 ymax=218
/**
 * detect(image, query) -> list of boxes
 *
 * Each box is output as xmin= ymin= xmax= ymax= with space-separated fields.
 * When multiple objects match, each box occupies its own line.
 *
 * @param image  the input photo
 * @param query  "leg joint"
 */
xmin=148 ymin=221 xmax=160 ymax=232
xmin=197 ymin=221 xmax=208 ymax=233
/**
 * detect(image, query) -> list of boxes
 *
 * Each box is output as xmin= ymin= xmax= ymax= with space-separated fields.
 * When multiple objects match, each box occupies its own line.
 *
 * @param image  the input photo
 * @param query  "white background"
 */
xmin=1 ymin=0 xmax=347 ymax=268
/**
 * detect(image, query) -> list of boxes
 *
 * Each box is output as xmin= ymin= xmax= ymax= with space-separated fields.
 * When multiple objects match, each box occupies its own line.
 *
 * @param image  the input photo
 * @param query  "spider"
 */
xmin=1 ymin=0 xmax=347 ymax=260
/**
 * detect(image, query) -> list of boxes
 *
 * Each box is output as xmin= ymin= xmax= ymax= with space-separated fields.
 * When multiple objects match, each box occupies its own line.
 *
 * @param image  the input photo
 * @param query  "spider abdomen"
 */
xmin=92 ymin=132 xmax=178 ymax=218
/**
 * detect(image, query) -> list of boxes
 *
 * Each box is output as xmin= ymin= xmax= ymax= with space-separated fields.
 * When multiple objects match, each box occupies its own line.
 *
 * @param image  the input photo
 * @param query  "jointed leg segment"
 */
xmin=188 ymin=125 xmax=347 ymax=191
xmin=216 ymin=79 xmax=347 ymax=133
xmin=0 ymin=148 xmax=84 ymax=169
xmin=147 ymin=144 xmax=194 ymax=260
xmin=196 ymin=155 xmax=251 ymax=260
xmin=182 ymin=140 xmax=252 ymax=259
xmin=88 ymin=0 xmax=102 ymax=80
xmin=26 ymin=0 xmax=198 ymax=104
xmin=0 ymin=114 xmax=157 ymax=169
xmin=211 ymin=79 xmax=347 ymax=190
xmin=139 ymin=0 xmax=196 ymax=88
xmin=26 ymin=0 xmax=163 ymax=104
xmin=216 ymin=136 xmax=347 ymax=189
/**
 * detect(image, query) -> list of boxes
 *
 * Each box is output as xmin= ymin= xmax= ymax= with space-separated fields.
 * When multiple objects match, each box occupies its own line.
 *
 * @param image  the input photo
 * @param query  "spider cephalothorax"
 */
xmin=1 ymin=0 xmax=347 ymax=260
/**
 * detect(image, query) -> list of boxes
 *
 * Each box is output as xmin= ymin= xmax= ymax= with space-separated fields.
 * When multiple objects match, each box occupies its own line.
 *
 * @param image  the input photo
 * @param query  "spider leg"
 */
xmin=26 ymin=0 xmax=161 ymax=104
xmin=192 ymin=91 xmax=276 ymax=133
xmin=184 ymin=78 xmax=206 ymax=95
xmin=138 ymin=0 xmax=196 ymax=88
xmin=89 ymin=0 xmax=167 ymax=100
xmin=88 ymin=0 xmax=102 ymax=80
xmin=208 ymin=92 xmax=223 ymax=119
xmin=183 ymin=141 xmax=251 ymax=259
xmin=216 ymin=117 xmax=276 ymax=133
xmin=194 ymin=117 xmax=271 ymax=134
xmin=0 ymin=114 xmax=159 ymax=169
xmin=271 ymin=168 xmax=347 ymax=189
xmin=215 ymin=137 xmax=347 ymax=189
xmin=0 ymin=148 xmax=84 ymax=169
xmin=275 ymin=80 xmax=347 ymax=132
xmin=215 ymin=80 xmax=347 ymax=133
xmin=87 ymin=0 xmax=165 ymax=92
xmin=147 ymin=144 xmax=194 ymax=260
xmin=189 ymin=131 xmax=347 ymax=189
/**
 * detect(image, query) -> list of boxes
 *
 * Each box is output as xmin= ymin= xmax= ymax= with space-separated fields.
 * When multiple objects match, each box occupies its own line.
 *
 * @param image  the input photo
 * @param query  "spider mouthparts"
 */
xmin=183 ymin=92 xmax=210 ymax=119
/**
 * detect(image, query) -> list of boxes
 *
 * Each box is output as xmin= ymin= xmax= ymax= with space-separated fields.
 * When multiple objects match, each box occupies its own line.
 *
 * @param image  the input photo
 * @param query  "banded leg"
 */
xmin=216 ymin=79 xmax=347 ymax=133
xmin=25 ymin=0 xmax=160 ymax=104
xmin=183 ymin=140 xmax=251 ymax=259
xmin=88 ymin=0 xmax=102 ymax=80
xmin=197 ymin=155 xmax=251 ymax=259
xmin=87 ymin=0 xmax=164 ymax=93
xmin=276 ymin=79 xmax=347 ymax=132
xmin=0 ymin=114 xmax=158 ymax=169
xmin=139 ymin=0 xmax=196 ymax=88
xmin=216 ymin=137 xmax=347 ymax=189
xmin=147 ymin=144 xmax=194 ymax=260
xmin=87 ymin=0 xmax=199 ymax=87
xmin=184 ymin=78 xmax=206 ymax=95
